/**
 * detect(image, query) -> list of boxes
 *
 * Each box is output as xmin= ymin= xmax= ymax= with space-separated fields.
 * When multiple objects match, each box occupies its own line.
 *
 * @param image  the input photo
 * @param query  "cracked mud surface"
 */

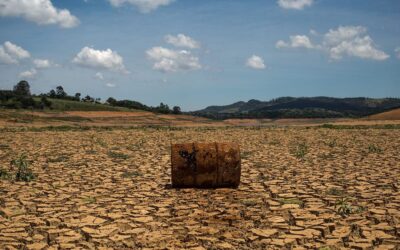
xmin=0 ymin=127 xmax=399 ymax=249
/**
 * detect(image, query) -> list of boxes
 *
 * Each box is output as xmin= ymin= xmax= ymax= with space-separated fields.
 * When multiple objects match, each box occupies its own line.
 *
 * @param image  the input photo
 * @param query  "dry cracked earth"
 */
xmin=0 ymin=127 xmax=399 ymax=249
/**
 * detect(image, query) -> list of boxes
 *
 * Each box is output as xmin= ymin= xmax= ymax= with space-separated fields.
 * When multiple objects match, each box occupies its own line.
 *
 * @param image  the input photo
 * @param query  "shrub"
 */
xmin=368 ymin=144 xmax=383 ymax=154
xmin=0 ymin=168 xmax=11 ymax=180
xmin=121 ymin=171 xmax=141 ymax=178
xmin=108 ymin=151 xmax=129 ymax=160
xmin=11 ymin=154 xmax=35 ymax=182
xmin=335 ymin=198 xmax=365 ymax=216
xmin=291 ymin=142 xmax=308 ymax=159
xmin=326 ymin=187 xmax=346 ymax=196
xmin=278 ymin=198 xmax=304 ymax=207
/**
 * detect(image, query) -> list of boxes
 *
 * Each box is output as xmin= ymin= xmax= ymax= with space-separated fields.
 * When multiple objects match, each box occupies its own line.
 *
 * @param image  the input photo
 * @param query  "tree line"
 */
xmin=0 ymin=80 xmax=182 ymax=114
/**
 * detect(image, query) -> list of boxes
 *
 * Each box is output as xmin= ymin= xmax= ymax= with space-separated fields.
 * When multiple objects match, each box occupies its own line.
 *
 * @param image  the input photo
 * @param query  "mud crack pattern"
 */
xmin=0 ymin=127 xmax=399 ymax=249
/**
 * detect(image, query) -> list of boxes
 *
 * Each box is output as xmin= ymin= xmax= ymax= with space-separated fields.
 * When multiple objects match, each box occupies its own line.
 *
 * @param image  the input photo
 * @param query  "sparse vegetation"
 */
xmin=94 ymin=137 xmax=108 ymax=148
xmin=326 ymin=187 xmax=346 ymax=196
xmin=242 ymin=199 xmax=258 ymax=206
xmin=325 ymin=138 xmax=337 ymax=148
xmin=127 ymin=139 xmax=145 ymax=151
xmin=335 ymin=197 xmax=353 ymax=217
xmin=368 ymin=144 xmax=383 ymax=154
xmin=108 ymin=151 xmax=129 ymax=160
xmin=321 ymin=124 xmax=400 ymax=129
xmin=82 ymin=196 xmax=96 ymax=204
xmin=11 ymin=154 xmax=35 ymax=182
xmin=268 ymin=138 xmax=281 ymax=145
xmin=278 ymin=198 xmax=304 ymax=207
xmin=0 ymin=168 xmax=11 ymax=180
xmin=0 ymin=121 xmax=398 ymax=249
xmin=334 ymin=197 xmax=364 ymax=217
xmin=241 ymin=151 xmax=253 ymax=159
xmin=291 ymin=142 xmax=308 ymax=159
xmin=121 ymin=171 xmax=141 ymax=178
xmin=48 ymin=155 xmax=69 ymax=163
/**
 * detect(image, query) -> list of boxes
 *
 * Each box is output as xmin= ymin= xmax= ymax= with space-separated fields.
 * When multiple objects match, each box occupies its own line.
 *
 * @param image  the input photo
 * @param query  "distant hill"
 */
xmin=191 ymin=97 xmax=400 ymax=119
xmin=33 ymin=98 xmax=133 ymax=112
xmin=368 ymin=108 xmax=400 ymax=120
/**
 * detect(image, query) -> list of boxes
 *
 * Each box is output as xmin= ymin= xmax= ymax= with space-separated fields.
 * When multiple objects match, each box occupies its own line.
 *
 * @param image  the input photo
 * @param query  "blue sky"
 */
xmin=0 ymin=0 xmax=399 ymax=110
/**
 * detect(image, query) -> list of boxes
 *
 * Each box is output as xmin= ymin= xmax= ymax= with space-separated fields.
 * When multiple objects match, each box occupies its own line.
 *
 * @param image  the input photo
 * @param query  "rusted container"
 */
xmin=171 ymin=142 xmax=241 ymax=188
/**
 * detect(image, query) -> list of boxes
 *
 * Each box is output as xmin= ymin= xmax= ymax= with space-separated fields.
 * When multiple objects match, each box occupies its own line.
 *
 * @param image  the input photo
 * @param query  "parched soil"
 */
xmin=0 ymin=110 xmax=223 ymax=128
xmin=0 ymin=127 xmax=399 ymax=249
xmin=1 ymin=109 xmax=400 ymax=129
xmin=368 ymin=108 xmax=400 ymax=120
xmin=34 ymin=111 xmax=155 ymax=118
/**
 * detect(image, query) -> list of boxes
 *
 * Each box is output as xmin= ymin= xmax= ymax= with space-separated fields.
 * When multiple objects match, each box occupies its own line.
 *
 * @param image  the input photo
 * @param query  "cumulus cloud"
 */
xmin=277 ymin=0 xmax=313 ymax=10
xmin=72 ymin=47 xmax=128 ymax=73
xmin=0 ymin=47 xmax=17 ymax=64
xmin=164 ymin=34 xmax=200 ymax=49
xmin=0 ymin=41 xmax=30 ymax=64
xmin=309 ymin=29 xmax=318 ymax=36
xmin=396 ymin=47 xmax=400 ymax=59
xmin=95 ymin=72 xmax=104 ymax=80
xmin=323 ymin=26 xmax=389 ymax=60
xmin=276 ymin=26 xmax=389 ymax=61
xmin=108 ymin=0 xmax=174 ymax=13
xmin=0 ymin=0 xmax=79 ymax=28
xmin=4 ymin=41 xmax=30 ymax=59
xmin=106 ymin=83 xmax=116 ymax=88
xmin=19 ymin=68 xmax=37 ymax=79
xmin=246 ymin=55 xmax=266 ymax=69
xmin=146 ymin=46 xmax=202 ymax=73
xmin=276 ymin=35 xmax=314 ymax=49
xmin=33 ymin=59 xmax=57 ymax=69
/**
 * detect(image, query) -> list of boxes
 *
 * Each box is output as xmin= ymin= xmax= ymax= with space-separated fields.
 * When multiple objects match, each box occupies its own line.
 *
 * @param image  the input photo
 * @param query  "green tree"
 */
xmin=40 ymin=96 xmax=52 ymax=108
xmin=74 ymin=93 xmax=81 ymax=101
xmin=56 ymin=86 xmax=67 ymax=99
xmin=172 ymin=106 xmax=182 ymax=114
xmin=157 ymin=102 xmax=171 ymax=114
xmin=107 ymin=97 xmax=117 ymax=106
xmin=82 ymin=95 xmax=94 ymax=102
xmin=48 ymin=89 xmax=56 ymax=98
xmin=13 ymin=81 xmax=31 ymax=96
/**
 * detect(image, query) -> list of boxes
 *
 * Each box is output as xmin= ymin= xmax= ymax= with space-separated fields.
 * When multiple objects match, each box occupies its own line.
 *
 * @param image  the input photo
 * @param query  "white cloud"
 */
xmin=0 ymin=41 xmax=30 ymax=64
xmin=309 ymin=29 xmax=318 ymax=36
xmin=73 ymin=47 xmax=128 ymax=73
xmin=276 ymin=26 xmax=389 ymax=61
xmin=106 ymin=83 xmax=116 ymax=88
xmin=164 ymin=34 xmax=200 ymax=49
xmin=278 ymin=0 xmax=313 ymax=10
xmin=246 ymin=55 xmax=266 ymax=69
xmin=323 ymin=26 xmax=389 ymax=61
xmin=0 ymin=0 xmax=79 ymax=28
xmin=276 ymin=35 xmax=314 ymax=49
xmin=95 ymin=72 xmax=104 ymax=80
xmin=33 ymin=59 xmax=57 ymax=69
xmin=146 ymin=46 xmax=202 ymax=73
xmin=19 ymin=68 xmax=37 ymax=79
xmin=4 ymin=41 xmax=30 ymax=59
xmin=396 ymin=47 xmax=400 ymax=59
xmin=108 ymin=0 xmax=174 ymax=13
xmin=0 ymin=47 xmax=17 ymax=64
xmin=275 ymin=40 xmax=288 ymax=49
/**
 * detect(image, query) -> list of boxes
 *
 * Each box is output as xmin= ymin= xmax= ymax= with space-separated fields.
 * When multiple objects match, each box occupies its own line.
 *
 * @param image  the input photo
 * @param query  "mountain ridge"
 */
xmin=191 ymin=97 xmax=400 ymax=119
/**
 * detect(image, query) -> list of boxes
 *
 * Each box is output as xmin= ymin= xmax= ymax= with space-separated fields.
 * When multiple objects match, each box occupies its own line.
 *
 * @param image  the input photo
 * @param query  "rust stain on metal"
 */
xmin=171 ymin=142 xmax=241 ymax=188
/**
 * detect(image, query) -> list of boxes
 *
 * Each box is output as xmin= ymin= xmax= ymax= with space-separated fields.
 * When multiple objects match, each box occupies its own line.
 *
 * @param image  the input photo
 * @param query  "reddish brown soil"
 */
xmin=368 ymin=108 xmax=400 ymax=120
xmin=0 ymin=127 xmax=399 ymax=249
